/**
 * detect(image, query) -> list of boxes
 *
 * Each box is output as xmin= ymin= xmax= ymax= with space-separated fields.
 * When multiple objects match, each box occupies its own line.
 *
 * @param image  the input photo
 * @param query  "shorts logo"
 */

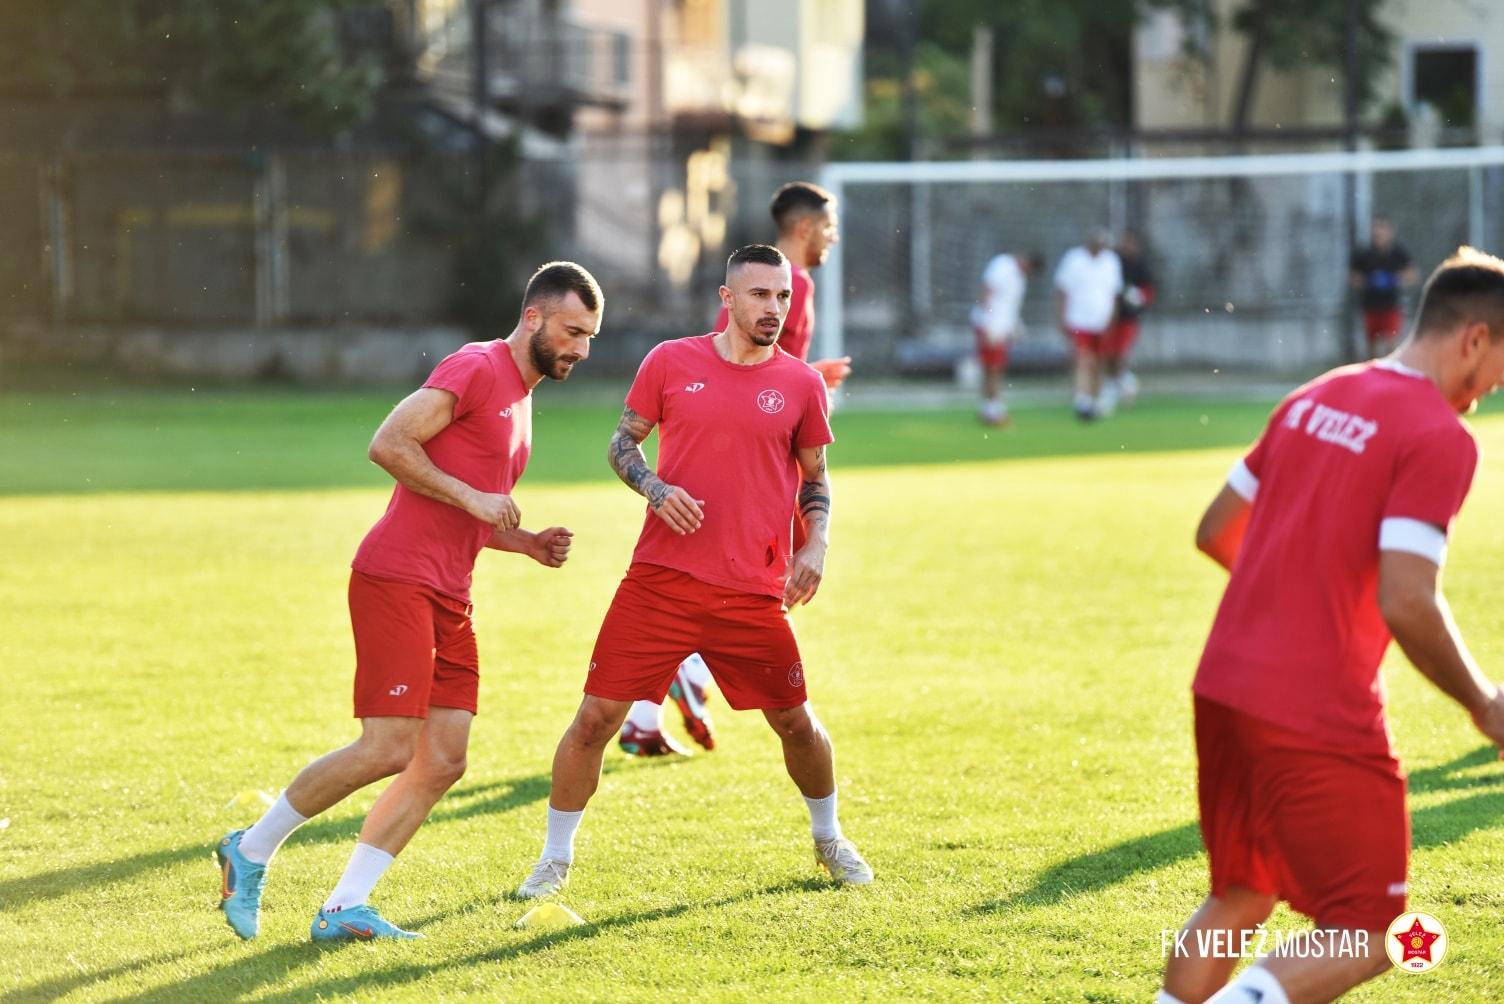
xmin=787 ymin=662 xmax=804 ymax=688
xmin=1386 ymin=912 xmax=1447 ymax=973
xmin=388 ymin=684 xmax=408 ymax=696
xmin=757 ymin=389 xmax=786 ymax=414
xmin=499 ymin=407 xmax=513 ymax=418
xmin=685 ymin=382 xmax=706 ymax=393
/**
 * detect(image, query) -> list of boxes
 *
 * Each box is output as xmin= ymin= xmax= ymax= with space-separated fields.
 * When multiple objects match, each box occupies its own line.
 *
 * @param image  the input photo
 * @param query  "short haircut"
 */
xmin=1414 ymin=247 xmax=1504 ymax=341
xmin=521 ymin=261 xmax=603 ymax=314
xmin=770 ymin=182 xmax=835 ymax=234
xmin=1023 ymin=251 xmax=1045 ymax=272
xmin=726 ymin=243 xmax=788 ymax=280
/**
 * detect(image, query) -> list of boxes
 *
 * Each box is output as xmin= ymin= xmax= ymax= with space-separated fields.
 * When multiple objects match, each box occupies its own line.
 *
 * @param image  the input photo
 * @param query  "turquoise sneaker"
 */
xmin=215 ymin=829 xmax=266 ymax=940
xmin=310 ymin=903 xmax=423 ymax=941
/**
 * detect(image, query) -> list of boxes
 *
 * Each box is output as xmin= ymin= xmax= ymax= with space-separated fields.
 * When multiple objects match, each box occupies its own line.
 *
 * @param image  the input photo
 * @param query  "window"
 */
xmin=1410 ymin=45 xmax=1478 ymax=128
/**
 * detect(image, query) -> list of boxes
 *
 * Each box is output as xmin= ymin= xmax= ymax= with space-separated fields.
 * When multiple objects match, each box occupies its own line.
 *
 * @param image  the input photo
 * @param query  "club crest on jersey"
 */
xmin=757 ymin=389 xmax=786 ymax=414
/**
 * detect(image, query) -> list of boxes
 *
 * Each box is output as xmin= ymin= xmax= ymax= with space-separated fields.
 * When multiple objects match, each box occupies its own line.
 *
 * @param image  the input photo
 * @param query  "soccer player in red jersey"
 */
xmin=619 ymin=181 xmax=852 ymax=757
xmin=1159 ymin=248 xmax=1504 ymax=1003
xmin=516 ymin=244 xmax=873 ymax=898
xmin=215 ymin=263 xmax=602 ymax=941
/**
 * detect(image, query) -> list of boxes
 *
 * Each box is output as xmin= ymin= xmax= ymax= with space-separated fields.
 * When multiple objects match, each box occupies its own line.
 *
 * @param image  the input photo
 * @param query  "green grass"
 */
xmin=2 ymin=389 xmax=1503 ymax=1001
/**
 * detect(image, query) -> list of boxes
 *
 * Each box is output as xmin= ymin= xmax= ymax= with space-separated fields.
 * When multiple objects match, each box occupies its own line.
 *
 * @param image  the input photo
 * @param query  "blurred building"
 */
xmin=1136 ymin=0 xmax=1504 ymax=147
xmin=0 ymin=0 xmax=864 ymax=382
xmin=410 ymin=0 xmax=863 ymax=301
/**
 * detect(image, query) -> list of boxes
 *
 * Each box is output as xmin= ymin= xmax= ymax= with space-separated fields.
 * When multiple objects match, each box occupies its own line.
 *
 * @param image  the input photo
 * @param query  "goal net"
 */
xmin=816 ymin=147 xmax=1504 ymax=376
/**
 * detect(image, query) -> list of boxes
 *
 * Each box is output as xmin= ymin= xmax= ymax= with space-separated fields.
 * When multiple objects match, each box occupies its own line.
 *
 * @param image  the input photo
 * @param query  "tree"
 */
xmin=1 ymin=0 xmax=387 ymax=134
xmin=1217 ymin=0 xmax=1394 ymax=136
xmin=863 ymin=0 xmax=1396 ymax=148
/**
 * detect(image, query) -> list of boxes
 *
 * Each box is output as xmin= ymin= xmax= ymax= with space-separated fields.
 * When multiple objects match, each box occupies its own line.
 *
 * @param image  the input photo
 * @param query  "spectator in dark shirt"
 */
xmin=1350 ymin=215 xmax=1419 ymax=357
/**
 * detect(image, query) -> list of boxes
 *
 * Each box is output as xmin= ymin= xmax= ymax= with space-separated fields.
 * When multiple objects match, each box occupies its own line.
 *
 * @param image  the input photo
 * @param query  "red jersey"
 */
xmin=1194 ymin=361 xmax=1478 ymax=757
xmin=625 ymin=334 xmax=833 ymax=597
xmin=714 ymin=264 xmax=815 ymax=361
xmin=352 ymin=341 xmax=532 ymax=601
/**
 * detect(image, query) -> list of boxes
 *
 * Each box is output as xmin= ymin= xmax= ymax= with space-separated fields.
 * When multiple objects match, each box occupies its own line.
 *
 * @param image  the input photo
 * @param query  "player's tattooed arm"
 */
xmin=797 ymin=446 xmax=831 ymax=542
xmin=607 ymin=406 xmax=705 ymax=534
xmin=607 ymin=407 xmax=668 ymax=503
xmin=786 ymin=445 xmax=830 ymax=607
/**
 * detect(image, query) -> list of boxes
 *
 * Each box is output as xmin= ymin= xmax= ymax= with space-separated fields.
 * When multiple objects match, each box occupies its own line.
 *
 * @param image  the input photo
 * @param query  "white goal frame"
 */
xmin=815 ymin=145 xmax=1504 ymax=362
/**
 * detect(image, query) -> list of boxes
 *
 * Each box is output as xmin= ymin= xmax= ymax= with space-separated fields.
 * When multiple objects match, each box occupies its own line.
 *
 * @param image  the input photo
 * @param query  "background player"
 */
xmin=1054 ymin=229 xmax=1123 ymax=420
xmin=618 ymin=181 xmax=850 ymax=757
xmin=516 ymin=244 xmax=872 ymax=899
xmin=216 ymin=263 xmax=601 ymax=942
xmin=1159 ymin=248 xmax=1504 ymax=1004
xmin=1350 ymin=215 xmax=1418 ymax=357
xmin=1100 ymin=229 xmax=1154 ymax=414
xmin=971 ymin=249 xmax=1041 ymax=426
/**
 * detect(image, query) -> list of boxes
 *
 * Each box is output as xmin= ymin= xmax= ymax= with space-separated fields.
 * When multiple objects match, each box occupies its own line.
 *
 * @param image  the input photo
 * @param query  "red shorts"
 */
xmin=586 ymin=563 xmax=808 ymax=710
xmin=973 ymin=326 xmax=1011 ymax=373
xmin=348 ymin=570 xmax=479 ymax=718
xmin=1195 ymin=696 xmax=1407 ymax=930
xmin=1104 ymin=319 xmax=1140 ymax=360
xmin=1364 ymin=307 xmax=1403 ymax=343
xmin=1070 ymin=329 xmax=1107 ymax=357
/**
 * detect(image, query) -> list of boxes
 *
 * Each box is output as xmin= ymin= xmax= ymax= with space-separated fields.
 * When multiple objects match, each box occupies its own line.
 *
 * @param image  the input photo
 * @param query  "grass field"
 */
xmin=3 ymin=384 xmax=1503 ymax=1002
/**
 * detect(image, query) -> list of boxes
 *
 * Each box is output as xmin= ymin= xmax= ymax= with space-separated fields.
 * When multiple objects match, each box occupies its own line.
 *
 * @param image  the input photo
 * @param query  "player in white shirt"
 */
xmin=1054 ymin=230 xmax=1124 ymax=420
xmin=971 ymin=251 xmax=1042 ymax=425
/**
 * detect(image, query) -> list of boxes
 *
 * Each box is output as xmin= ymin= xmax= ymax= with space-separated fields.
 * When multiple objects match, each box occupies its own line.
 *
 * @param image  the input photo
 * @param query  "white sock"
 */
xmin=679 ymin=652 xmax=713 ymax=689
xmin=804 ymin=791 xmax=843 ymax=843
xmin=322 ymin=842 xmax=394 ymax=912
xmin=1155 ymin=992 xmax=1187 ymax=1004
xmin=542 ymin=805 xmax=584 ymax=863
xmin=1210 ymin=966 xmax=1290 ymax=1004
xmin=625 ymin=699 xmax=663 ymax=732
xmin=239 ymin=793 xmax=309 ymax=865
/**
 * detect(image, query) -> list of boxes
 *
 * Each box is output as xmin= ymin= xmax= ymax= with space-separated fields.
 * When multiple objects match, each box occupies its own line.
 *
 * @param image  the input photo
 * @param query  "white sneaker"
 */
xmin=1096 ymin=379 xmax=1120 ymax=417
xmin=1119 ymin=370 xmax=1140 ymax=406
xmin=814 ymin=837 xmax=874 ymax=885
xmin=516 ymin=858 xmax=570 ymax=899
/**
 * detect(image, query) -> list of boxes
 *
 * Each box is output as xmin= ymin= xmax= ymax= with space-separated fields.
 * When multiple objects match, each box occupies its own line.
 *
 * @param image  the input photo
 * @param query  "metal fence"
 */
xmin=0 ymin=150 xmax=463 ymax=329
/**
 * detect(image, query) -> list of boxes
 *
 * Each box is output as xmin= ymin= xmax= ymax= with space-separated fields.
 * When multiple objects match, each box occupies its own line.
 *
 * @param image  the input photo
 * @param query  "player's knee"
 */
xmin=1215 ymin=888 xmax=1276 ymax=928
xmin=357 ymin=734 xmax=419 ymax=779
xmin=415 ymin=749 xmax=467 ymax=790
xmin=570 ymin=701 xmax=625 ymax=748
xmin=766 ymin=706 xmax=820 ymax=744
xmin=1359 ymin=931 xmax=1392 ymax=977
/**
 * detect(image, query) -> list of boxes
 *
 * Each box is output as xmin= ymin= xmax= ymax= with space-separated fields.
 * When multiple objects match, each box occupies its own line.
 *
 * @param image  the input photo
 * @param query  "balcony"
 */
xmin=424 ymin=5 xmax=632 ymax=119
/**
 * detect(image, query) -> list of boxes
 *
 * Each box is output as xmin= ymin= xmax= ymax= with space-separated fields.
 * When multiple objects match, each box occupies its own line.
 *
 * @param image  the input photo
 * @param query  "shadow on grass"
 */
xmin=0 ymin=949 xmax=195 ymax=1004
xmin=98 ymin=878 xmax=830 ymax=1004
xmin=0 ymin=773 xmax=551 ymax=912
xmin=972 ymin=745 xmax=1504 ymax=915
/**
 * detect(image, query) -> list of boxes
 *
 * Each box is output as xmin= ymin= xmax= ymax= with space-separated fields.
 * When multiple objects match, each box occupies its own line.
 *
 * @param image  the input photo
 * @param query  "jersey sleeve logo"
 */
xmin=757 ymin=389 xmax=786 ymax=414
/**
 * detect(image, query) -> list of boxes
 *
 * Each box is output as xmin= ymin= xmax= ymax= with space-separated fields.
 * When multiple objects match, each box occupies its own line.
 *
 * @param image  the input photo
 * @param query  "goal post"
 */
xmin=816 ymin=146 xmax=1504 ymax=375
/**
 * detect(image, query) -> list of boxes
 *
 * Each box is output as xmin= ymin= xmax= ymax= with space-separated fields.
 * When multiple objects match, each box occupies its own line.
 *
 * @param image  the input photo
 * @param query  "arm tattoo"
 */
xmin=797 ymin=447 xmax=831 ymax=534
xmin=607 ymin=406 xmax=673 ymax=508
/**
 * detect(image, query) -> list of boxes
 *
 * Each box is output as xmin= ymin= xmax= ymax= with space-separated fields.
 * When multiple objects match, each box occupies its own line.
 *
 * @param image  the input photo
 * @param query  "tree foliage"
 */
xmin=2 ymin=0 xmax=387 ymax=133
xmin=858 ymin=0 xmax=1396 ymax=150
